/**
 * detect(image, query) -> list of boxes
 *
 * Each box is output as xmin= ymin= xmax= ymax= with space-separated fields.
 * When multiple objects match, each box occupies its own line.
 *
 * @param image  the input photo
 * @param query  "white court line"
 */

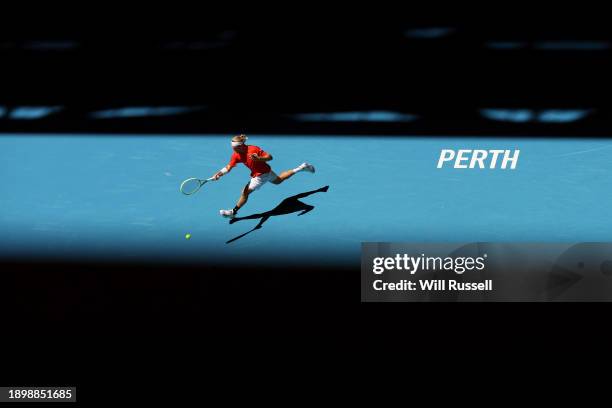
xmin=552 ymin=144 xmax=612 ymax=157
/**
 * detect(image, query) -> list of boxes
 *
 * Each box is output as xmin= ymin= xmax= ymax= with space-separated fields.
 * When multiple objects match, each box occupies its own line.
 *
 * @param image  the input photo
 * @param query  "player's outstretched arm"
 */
xmin=214 ymin=165 xmax=231 ymax=180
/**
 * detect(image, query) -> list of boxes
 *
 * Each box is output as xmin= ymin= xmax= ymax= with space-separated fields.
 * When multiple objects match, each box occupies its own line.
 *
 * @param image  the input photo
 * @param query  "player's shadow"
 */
xmin=226 ymin=185 xmax=329 ymax=244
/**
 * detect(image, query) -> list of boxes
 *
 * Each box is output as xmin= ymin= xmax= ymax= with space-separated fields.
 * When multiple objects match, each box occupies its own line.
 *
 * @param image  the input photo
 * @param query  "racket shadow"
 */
xmin=225 ymin=185 xmax=329 ymax=244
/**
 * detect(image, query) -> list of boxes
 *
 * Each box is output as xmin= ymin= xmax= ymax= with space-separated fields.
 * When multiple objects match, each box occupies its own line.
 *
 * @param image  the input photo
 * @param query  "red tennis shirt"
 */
xmin=227 ymin=145 xmax=272 ymax=177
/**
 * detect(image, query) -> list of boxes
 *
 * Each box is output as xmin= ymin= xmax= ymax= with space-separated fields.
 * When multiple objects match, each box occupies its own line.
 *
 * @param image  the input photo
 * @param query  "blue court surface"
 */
xmin=1 ymin=134 xmax=612 ymax=267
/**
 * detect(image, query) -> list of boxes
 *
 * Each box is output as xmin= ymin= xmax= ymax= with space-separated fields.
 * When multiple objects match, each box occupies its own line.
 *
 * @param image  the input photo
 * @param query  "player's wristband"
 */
xmin=219 ymin=167 xmax=229 ymax=175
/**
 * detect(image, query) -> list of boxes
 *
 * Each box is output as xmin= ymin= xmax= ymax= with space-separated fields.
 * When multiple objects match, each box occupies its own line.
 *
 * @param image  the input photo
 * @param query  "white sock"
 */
xmin=292 ymin=163 xmax=305 ymax=173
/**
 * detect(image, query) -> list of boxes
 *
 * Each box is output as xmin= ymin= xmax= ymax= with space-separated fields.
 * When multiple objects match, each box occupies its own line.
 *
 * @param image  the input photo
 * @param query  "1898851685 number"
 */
xmin=1 ymin=387 xmax=75 ymax=402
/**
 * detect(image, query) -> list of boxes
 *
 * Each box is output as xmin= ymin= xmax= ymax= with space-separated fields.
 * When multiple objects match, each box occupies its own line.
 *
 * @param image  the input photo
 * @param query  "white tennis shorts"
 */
xmin=248 ymin=171 xmax=278 ymax=191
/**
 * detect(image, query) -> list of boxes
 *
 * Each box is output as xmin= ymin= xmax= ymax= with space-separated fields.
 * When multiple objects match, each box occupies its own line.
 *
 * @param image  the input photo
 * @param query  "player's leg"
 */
xmin=220 ymin=181 xmax=254 ymax=218
xmin=236 ymin=182 xmax=252 ymax=209
xmin=271 ymin=163 xmax=315 ymax=185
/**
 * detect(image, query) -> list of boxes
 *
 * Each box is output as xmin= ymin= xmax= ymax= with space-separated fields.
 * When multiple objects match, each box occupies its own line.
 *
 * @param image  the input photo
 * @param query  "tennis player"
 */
xmin=213 ymin=134 xmax=315 ymax=218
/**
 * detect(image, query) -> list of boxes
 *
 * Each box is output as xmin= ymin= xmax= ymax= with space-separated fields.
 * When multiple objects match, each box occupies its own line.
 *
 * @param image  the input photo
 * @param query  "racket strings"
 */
xmin=180 ymin=178 xmax=204 ymax=195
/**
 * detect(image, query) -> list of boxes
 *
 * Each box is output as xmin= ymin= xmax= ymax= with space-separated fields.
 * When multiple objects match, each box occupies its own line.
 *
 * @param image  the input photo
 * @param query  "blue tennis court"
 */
xmin=1 ymin=134 xmax=612 ymax=266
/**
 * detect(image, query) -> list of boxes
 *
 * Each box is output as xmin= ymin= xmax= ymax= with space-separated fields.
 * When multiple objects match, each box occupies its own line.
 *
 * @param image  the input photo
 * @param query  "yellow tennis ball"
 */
xmin=185 ymin=233 xmax=191 ymax=240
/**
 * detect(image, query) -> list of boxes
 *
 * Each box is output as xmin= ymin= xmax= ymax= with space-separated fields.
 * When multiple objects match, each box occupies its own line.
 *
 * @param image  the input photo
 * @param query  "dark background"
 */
xmin=1 ymin=17 xmax=611 ymax=136
xmin=2 ymin=13 xmax=612 ymax=389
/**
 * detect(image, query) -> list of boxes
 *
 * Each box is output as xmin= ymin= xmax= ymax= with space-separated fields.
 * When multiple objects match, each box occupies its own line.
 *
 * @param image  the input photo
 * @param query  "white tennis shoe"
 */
xmin=300 ymin=162 xmax=315 ymax=173
xmin=219 ymin=209 xmax=235 ymax=218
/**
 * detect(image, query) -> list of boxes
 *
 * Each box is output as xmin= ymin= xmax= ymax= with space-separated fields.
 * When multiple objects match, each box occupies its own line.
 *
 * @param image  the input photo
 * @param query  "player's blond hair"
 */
xmin=232 ymin=134 xmax=247 ymax=143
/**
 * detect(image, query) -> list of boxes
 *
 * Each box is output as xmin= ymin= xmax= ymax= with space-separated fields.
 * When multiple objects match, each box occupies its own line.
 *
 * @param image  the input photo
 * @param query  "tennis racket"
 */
xmin=180 ymin=177 xmax=216 ymax=195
